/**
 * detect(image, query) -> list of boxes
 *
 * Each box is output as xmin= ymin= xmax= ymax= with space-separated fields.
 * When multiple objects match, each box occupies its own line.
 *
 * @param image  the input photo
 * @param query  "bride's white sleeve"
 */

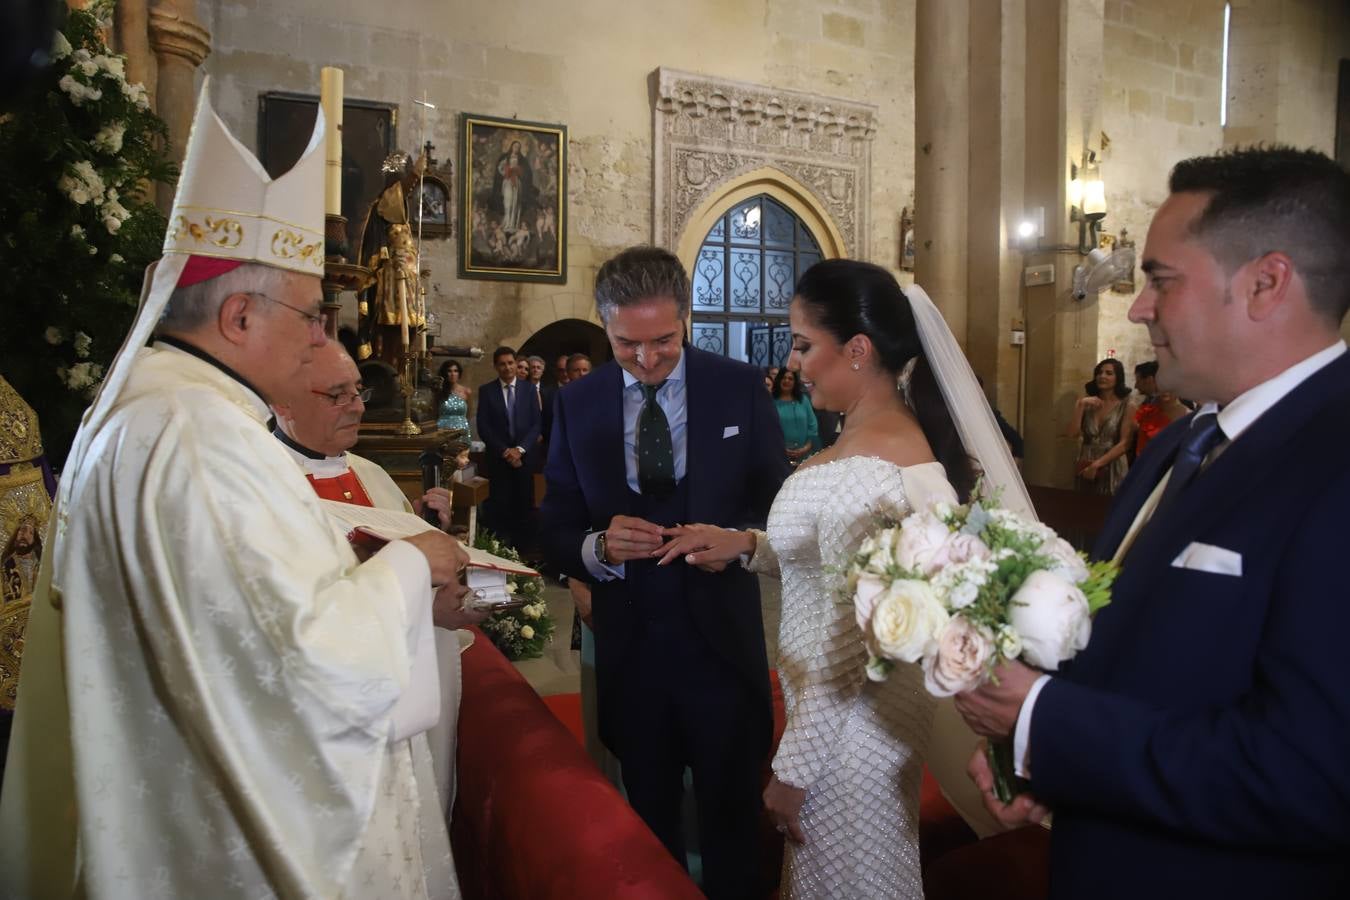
xmin=744 ymin=528 xmax=779 ymax=575
xmin=769 ymin=490 xmax=877 ymax=790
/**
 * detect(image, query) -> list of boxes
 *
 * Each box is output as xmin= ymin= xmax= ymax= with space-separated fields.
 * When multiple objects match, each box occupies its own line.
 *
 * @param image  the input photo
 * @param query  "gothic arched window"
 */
xmin=689 ymin=195 xmax=823 ymax=367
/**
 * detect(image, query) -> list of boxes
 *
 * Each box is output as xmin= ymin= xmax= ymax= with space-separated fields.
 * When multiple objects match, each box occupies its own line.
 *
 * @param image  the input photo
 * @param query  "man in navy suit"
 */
xmin=540 ymin=246 xmax=790 ymax=899
xmin=476 ymin=345 xmax=541 ymax=552
xmin=955 ymin=147 xmax=1350 ymax=898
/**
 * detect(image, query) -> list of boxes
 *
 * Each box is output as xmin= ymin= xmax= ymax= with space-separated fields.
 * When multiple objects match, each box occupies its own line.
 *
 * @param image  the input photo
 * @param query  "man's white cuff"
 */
xmin=1013 ymin=674 xmax=1052 ymax=779
xmin=581 ymin=531 xmax=624 ymax=581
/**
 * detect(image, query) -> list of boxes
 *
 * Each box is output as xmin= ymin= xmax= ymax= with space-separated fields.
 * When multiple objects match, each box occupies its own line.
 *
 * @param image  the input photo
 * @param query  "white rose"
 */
xmin=70 ymin=224 xmax=86 ymax=239
xmin=78 ymin=60 xmax=98 ymax=77
xmin=852 ymin=572 xmax=888 ymax=633
xmin=994 ymin=624 xmax=1023 ymax=660
xmin=870 ymin=579 xmax=948 ymax=664
xmin=73 ymin=49 xmax=91 ymax=63
xmin=74 ymin=332 xmax=92 ymax=358
xmin=940 ymin=532 xmax=992 ymax=568
xmin=44 ymin=326 xmax=63 ymax=345
xmin=51 ymin=31 xmax=72 ymax=60
xmin=1009 ymin=570 xmax=1091 ymax=670
xmin=70 ymin=187 xmax=90 ymax=205
xmin=523 ymin=603 xmax=541 ymax=620
xmin=94 ymin=122 xmax=125 ymax=154
xmin=103 ymin=214 xmax=121 ymax=234
xmin=1043 ymin=536 xmax=1090 ymax=584
xmin=923 ymin=616 xmax=995 ymax=696
xmin=519 ymin=625 xmax=535 ymax=640
xmin=894 ymin=513 xmax=953 ymax=575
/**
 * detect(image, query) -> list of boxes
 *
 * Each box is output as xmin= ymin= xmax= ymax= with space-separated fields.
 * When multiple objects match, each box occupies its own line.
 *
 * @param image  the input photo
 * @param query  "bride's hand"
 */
xmin=764 ymin=775 xmax=807 ymax=844
xmin=653 ymin=524 xmax=753 ymax=571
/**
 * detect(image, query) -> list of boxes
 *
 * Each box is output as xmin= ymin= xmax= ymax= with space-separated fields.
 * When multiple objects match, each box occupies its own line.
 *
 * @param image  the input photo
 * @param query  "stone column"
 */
xmin=114 ymin=0 xmax=156 ymax=105
xmin=149 ymin=0 xmax=210 ymax=211
xmin=914 ymin=0 xmax=971 ymax=349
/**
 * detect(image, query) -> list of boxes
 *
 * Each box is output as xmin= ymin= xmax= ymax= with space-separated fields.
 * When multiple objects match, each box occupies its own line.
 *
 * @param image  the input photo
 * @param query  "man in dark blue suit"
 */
xmin=955 ymin=147 xmax=1350 ymax=899
xmin=540 ymin=246 xmax=790 ymax=899
xmin=476 ymin=345 xmax=541 ymax=552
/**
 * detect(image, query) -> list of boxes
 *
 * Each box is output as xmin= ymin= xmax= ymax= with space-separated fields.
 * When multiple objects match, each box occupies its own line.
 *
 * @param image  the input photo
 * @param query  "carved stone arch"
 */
xmin=500 ymin=292 xmax=601 ymax=354
xmin=653 ymin=66 xmax=875 ymax=260
xmin=674 ymin=168 xmax=846 ymax=272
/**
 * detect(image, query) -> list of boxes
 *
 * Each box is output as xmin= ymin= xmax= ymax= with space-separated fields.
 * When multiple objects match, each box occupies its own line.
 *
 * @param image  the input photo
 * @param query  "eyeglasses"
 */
xmin=248 ymin=292 xmax=325 ymax=331
xmin=311 ymin=387 xmax=373 ymax=407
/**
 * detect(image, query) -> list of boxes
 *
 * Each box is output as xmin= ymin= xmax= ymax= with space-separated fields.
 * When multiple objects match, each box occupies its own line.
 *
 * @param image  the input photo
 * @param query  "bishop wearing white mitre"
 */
xmin=0 ymin=81 xmax=467 ymax=899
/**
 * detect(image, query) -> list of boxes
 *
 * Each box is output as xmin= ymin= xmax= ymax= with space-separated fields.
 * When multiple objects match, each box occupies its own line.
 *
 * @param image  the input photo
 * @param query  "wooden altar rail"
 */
xmin=450 ymin=628 xmax=703 ymax=900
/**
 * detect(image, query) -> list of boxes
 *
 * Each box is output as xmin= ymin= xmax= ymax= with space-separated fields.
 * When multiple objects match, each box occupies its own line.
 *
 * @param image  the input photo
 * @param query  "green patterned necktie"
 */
xmin=638 ymin=381 xmax=675 ymax=497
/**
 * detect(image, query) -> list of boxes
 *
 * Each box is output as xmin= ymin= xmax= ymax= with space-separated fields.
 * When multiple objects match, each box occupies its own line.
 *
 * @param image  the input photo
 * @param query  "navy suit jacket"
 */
xmin=475 ymin=379 xmax=542 ymax=465
xmin=539 ymin=348 xmax=791 ymax=753
xmin=1031 ymin=350 xmax=1350 ymax=899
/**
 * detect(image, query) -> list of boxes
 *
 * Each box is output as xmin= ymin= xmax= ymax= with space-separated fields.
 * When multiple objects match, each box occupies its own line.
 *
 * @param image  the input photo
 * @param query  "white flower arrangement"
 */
xmin=473 ymin=531 xmax=554 ymax=660
xmin=848 ymin=493 xmax=1118 ymax=800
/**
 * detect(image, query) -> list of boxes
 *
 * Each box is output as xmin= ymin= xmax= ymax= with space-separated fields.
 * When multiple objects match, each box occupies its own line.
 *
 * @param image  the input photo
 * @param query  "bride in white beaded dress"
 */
xmin=660 ymin=259 xmax=1032 ymax=899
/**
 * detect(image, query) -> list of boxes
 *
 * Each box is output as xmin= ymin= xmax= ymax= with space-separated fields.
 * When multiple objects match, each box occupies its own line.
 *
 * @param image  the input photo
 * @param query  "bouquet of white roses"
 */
xmin=847 ymin=495 xmax=1116 ymax=800
xmin=472 ymin=530 xmax=554 ymax=661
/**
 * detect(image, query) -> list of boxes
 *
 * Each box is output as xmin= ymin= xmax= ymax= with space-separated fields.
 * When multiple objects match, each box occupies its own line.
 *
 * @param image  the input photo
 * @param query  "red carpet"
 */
xmin=541 ymin=692 xmax=585 ymax=746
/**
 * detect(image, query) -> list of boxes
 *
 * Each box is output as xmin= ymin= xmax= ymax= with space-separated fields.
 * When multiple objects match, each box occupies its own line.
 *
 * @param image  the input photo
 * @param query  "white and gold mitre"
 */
xmin=163 ymin=78 xmax=326 ymax=276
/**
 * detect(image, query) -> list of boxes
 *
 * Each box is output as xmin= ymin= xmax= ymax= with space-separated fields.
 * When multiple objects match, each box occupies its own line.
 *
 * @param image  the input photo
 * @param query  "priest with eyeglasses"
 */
xmin=1 ymin=83 xmax=470 ymax=900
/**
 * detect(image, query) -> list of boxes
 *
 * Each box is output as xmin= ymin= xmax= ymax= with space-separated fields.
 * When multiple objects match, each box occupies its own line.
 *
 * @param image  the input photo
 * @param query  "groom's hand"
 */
xmin=968 ymin=743 xmax=1050 ymax=830
xmin=603 ymin=515 xmax=665 ymax=563
xmin=953 ymin=659 xmax=1039 ymax=739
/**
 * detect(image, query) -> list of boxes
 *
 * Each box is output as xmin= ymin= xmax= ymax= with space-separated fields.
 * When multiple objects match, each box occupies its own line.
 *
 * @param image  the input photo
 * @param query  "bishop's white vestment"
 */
xmin=0 ymin=342 xmax=449 ymax=899
xmin=276 ymin=438 xmax=467 ymax=897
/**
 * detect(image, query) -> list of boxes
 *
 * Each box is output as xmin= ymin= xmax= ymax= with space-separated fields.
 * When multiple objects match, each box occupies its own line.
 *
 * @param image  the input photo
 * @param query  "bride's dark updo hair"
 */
xmin=793 ymin=259 xmax=977 ymax=502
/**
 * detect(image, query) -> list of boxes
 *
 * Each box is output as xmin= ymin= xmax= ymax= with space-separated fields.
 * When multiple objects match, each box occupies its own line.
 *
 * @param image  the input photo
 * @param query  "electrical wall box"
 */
xmin=1023 ymin=264 xmax=1055 ymax=286
xmin=1010 ymin=330 xmax=1026 ymax=346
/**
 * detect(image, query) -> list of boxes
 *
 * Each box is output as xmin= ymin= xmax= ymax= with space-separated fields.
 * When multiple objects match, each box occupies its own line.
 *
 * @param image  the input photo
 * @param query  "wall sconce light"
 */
xmin=1070 ymin=151 xmax=1106 ymax=254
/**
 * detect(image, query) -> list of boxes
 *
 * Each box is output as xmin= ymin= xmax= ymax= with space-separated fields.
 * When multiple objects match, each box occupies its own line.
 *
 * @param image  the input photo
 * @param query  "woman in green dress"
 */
xmin=773 ymin=367 xmax=819 ymax=467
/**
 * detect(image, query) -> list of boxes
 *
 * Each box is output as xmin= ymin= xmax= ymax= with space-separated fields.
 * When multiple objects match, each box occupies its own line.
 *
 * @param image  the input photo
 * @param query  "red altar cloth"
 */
xmin=451 ymin=628 xmax=703 ymax=900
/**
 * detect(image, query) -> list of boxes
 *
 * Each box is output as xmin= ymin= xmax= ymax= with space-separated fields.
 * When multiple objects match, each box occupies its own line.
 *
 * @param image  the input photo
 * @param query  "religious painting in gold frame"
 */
xmin=458 ymin=113 xmax=567 ymax=283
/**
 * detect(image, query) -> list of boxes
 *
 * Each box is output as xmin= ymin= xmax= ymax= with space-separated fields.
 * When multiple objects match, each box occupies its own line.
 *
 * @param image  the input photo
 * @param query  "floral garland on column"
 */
xmin=0 ymin=1 xmax=175 ymax=465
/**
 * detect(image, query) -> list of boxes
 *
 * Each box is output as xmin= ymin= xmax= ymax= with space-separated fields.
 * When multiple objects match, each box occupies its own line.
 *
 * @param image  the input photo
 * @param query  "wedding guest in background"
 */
xmin=957 ymin=145 xmax=1350 ymax=900
xmin=554 ymin=353 xmax=571 ymax=386
xmin=1068 ymin=358 xmax=1134 ymax=494
xmin=476 ymin=345 xmax=541 ymax=552
xmin=437 ymin=359 xmax=474 ymax=442
xmin=566 ymin=352 xmax=592 ymax=380
xmin=772 ymin=367 xmax=819 ymax=466
xmin=1131 ymin=360 xmax=1188 ymax=458
xmin=515 ymin=357 xmax=530 ymax=382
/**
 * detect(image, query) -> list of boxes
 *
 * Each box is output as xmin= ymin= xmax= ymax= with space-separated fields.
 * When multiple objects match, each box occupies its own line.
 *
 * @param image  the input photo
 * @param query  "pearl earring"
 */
xmin=851 ymin=362 xmax=860 ymax=371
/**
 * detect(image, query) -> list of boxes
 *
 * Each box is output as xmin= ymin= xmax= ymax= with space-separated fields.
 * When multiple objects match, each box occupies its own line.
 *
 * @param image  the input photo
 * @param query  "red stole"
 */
xmin=306 ymin=470 xmax=375 ymax=507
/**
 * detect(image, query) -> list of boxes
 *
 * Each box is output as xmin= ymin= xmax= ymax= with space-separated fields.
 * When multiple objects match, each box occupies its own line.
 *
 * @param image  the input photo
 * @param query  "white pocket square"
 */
xmin=1171 ymin=542 xmax=1243 ymax=576
xmin=722 ymin=426 xmax=740 ymax=438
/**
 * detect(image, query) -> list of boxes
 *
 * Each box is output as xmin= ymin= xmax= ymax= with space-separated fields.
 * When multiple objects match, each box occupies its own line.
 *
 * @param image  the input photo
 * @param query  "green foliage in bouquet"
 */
xmin=471 ymin=530 xmax=554 ymax=661
xmin=0 ymin=1 xmax=176 ymax=464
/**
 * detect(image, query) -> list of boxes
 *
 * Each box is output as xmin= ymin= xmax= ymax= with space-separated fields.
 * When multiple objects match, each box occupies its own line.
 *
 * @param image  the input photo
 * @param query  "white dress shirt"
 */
xmin=1013 ymin=340 xmax=1347 ymax=777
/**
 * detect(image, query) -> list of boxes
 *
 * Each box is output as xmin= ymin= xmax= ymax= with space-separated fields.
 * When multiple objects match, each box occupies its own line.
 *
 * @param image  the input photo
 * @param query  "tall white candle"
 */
xmin=320 ymin=67 xmax=344 ymax=216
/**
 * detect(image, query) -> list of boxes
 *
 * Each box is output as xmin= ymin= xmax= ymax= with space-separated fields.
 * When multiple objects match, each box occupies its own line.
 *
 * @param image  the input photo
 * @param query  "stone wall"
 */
xmin=1096 ymin=0 xmax=1225 ymax=383
xmin=199 ymin=0 xmax=917 ymax=390
xmin=1096 ymin=0 xmax=1350 ymax=386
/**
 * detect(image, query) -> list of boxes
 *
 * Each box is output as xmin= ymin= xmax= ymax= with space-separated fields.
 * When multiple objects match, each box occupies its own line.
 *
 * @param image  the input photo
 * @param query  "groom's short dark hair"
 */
xmin=594 ymin=246 xmax=690 ymax=324
xmin=1169 ymin=146 xmax=1350 ymax=324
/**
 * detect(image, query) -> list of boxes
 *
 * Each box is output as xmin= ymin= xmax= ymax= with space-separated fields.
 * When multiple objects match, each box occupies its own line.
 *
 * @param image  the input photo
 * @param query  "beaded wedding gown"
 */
xmin=750 ymin=456 xmax=960 ymax=900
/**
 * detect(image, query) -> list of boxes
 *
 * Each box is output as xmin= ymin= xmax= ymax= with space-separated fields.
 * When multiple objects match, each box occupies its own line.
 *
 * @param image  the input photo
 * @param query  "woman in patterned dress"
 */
xmin=659 ymin=260 xmax=1024 ymax=898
